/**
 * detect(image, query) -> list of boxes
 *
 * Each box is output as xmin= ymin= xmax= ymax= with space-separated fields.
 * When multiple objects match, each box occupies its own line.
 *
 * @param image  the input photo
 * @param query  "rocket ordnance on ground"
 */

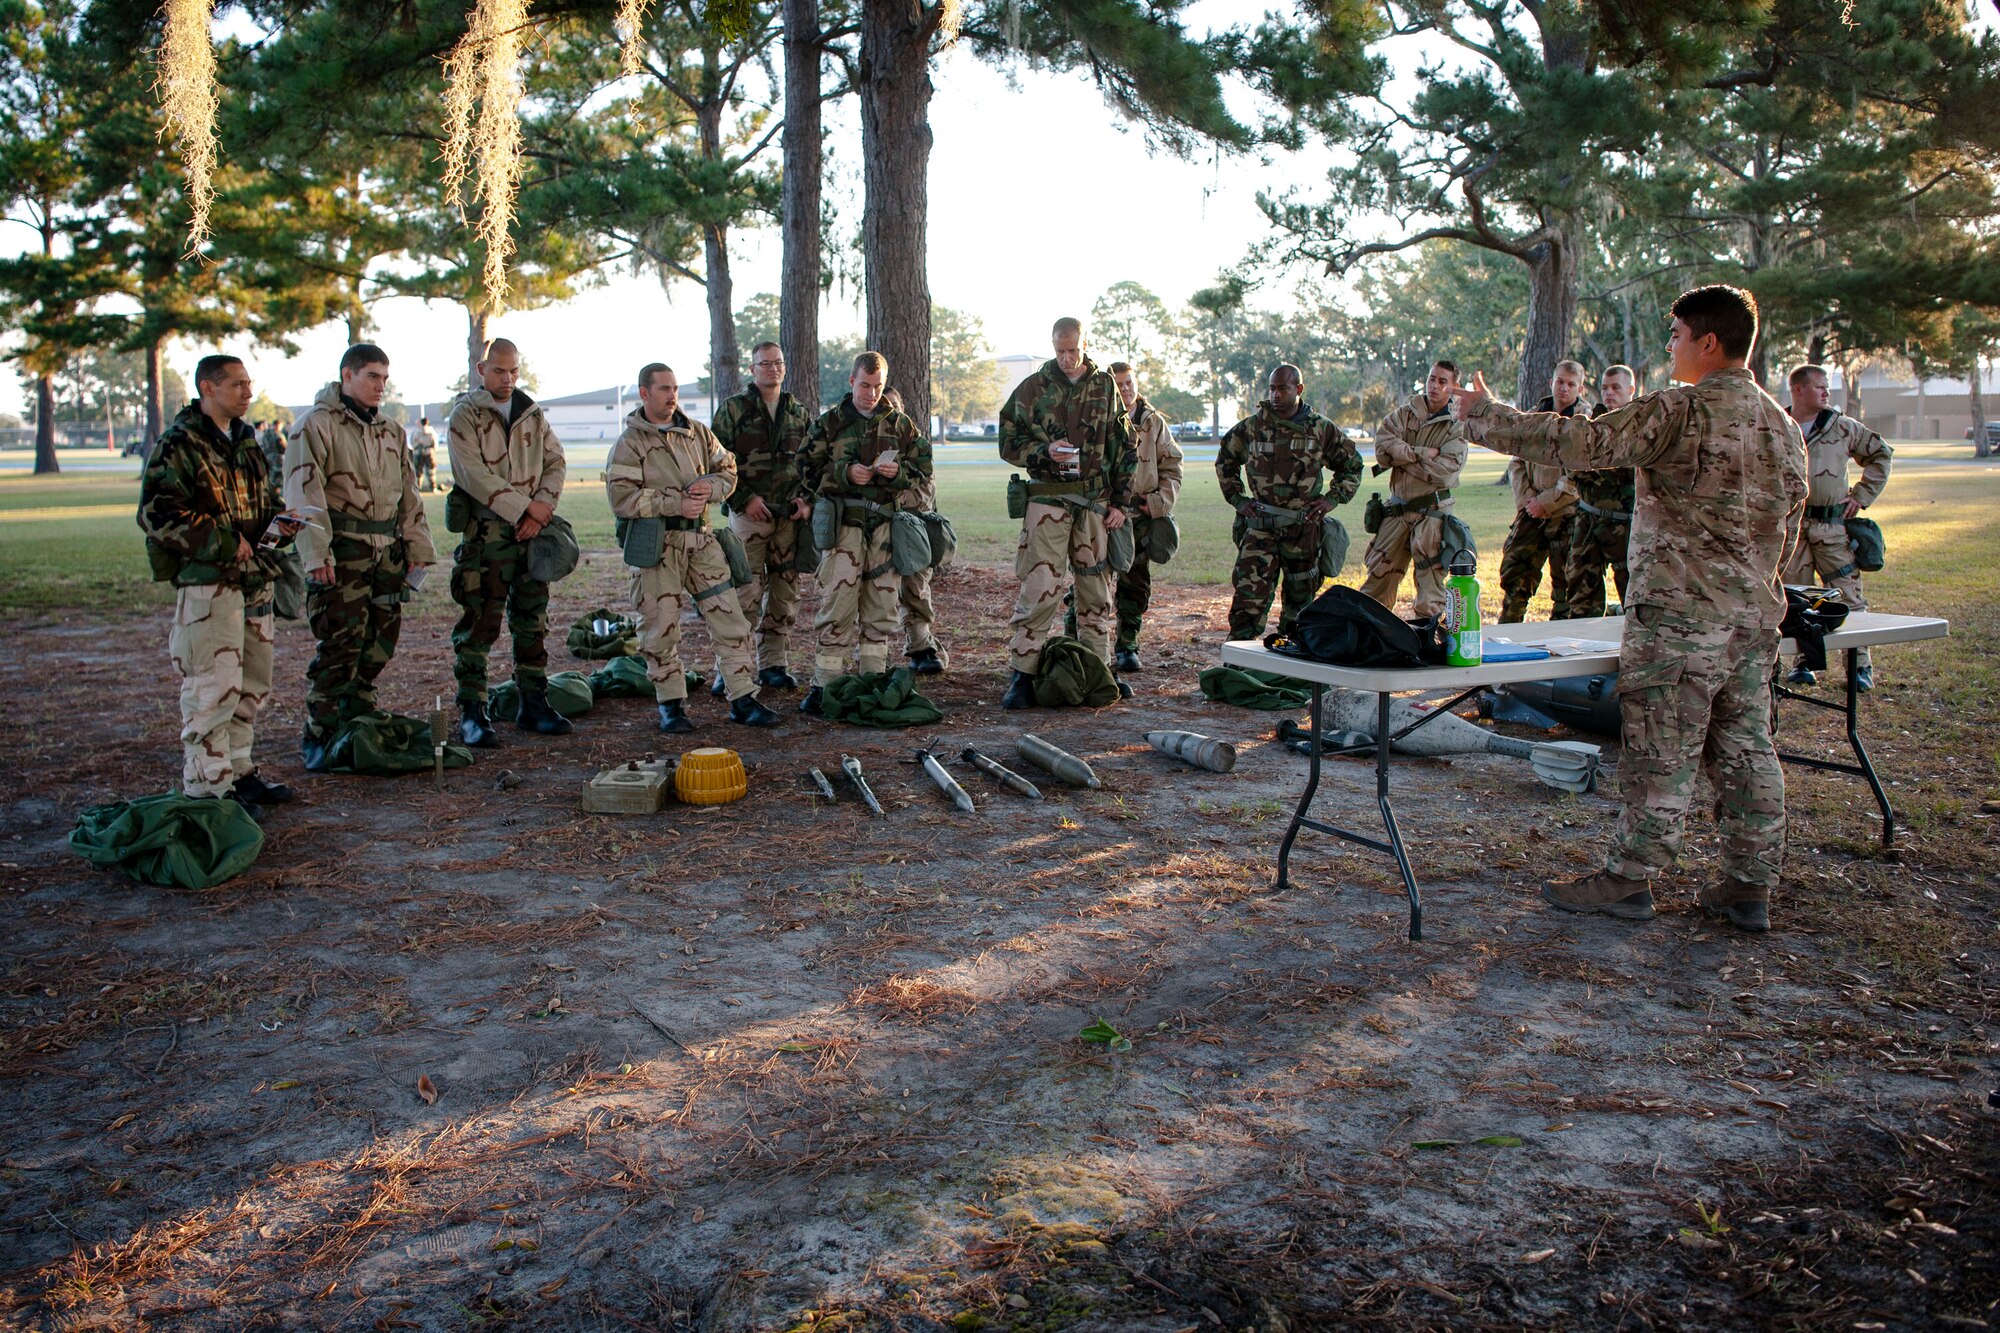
xmin=1014 ymin=734 xmax=1101 ymax=789
xmin=915 ymin=749 xmax=976 ymax=814
xmin=808 ymin=767 xmax=838 ymax=802
xmin=841 ymin=754 xmax=885 ymax=817
xmin=1313 ymin=688 xmax=1601 ymax=794
xmin=1147 ymin=730 xmax=1237 ymax=774
xmin=960 ymin=746 xmax=1043 ymax=801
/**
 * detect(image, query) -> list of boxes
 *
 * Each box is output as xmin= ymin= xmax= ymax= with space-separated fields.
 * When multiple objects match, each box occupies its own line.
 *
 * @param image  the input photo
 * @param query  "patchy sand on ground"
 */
xmin=1 ymin=560 xmax=1994 ymax=1331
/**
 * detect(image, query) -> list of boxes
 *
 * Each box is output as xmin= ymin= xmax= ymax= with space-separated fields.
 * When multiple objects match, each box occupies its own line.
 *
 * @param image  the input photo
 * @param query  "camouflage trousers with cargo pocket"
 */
xmin=1357 ymin=509 xmax=1447 ymax=618
xmin=1227 ymin=515 xmax=1322 ymax=643
xmin=1007 ymin=501 xmax=1112 ymax=673
xmin=632 ymin=533 xmax=757 ymax=703
xmin=1498 ymin=511 xmax=1573 ymax=622
xmin=814 ymin=517 xmax=901 ymax=685
xmin=450 ymin=517 xmax=550 ymax=708
xmin=170 ymin=583 xmax=275 ymax=797
xmin=1784 ymin=518 xmax=1873 ymax=669
xmin=1564 ymin=511 xmax=1631 ymax=620
xmin=1063 ymin=515 xmax=1155 ymax=654
xmin=304 ymin=535 xmax=409 ymax=738
xmin=1607 ymin=605 xmax=1786 ymax=890
xmin=727 ymin=509 xmax=802 ymax=673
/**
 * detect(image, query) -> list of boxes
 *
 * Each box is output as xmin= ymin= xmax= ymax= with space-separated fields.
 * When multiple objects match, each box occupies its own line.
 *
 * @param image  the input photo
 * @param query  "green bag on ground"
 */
xmin=567 ymin=608 xmax=640 ymax=660
xmin=1032 ymin=635 xmax=1121 ymax=708
xmin=1845 ymin=515 xmax=1886 ymax=572
xmin=70 ymin=791 xmax=265 ymax=890
xmin=587 ymin=655 xmax=652 ymax=698
xmin=1199 ymin=665 xmax=1314 ymax=711
xmin=819 ymin=667 xmax=945 ymax=727
xmin=306 ymin=711 xmax=475 ymax=776
xmin=490 ymin=671 xmax=596 ymax=721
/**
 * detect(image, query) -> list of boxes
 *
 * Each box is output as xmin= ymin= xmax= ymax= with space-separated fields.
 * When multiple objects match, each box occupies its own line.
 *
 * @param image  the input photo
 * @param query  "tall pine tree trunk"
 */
xmin=34 ymin=374 xmax=59 ymax=474
xmin=1516 ymin=226 xmax=1577 ymax=408
xmin=859 ymin=0 xmax=934 ymax=430
xmin=143 ymin=338 xmax=164 ymax=455
xmin=1970 ymin=356 xmax=1990 ymax=460
xmin=467 ymin=306 xmax=490 ymax=391
xmin=699 ymin=100 xmax=742 ymax=405
xmin=780 ymin=0 xmax=823 ymax=411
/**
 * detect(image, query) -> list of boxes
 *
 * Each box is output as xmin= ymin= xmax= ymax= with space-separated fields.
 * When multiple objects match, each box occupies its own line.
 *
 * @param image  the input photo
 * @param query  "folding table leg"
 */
xmin=1375 ymin=690 xmax=1422 ymax=942
xmin=1842 ymin=647 xmax=1895 ymax=849
xmin=1274 ymin=683 xmax=1323 ymax=893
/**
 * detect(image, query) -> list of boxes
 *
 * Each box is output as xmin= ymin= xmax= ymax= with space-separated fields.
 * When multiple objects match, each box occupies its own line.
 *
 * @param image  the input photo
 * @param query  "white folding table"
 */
xmin=1220 ymin=612 xmax=1949 ymax=941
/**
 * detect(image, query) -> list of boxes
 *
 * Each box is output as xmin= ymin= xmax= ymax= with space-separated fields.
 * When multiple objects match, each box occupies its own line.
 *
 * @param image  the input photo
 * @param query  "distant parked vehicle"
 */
xmin=1964 ymin=422 xmax=2000 ymax=448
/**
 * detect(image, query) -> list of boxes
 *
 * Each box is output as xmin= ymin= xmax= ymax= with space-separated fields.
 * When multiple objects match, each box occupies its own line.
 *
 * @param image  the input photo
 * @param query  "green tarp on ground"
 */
xmin=489 ymin=671 xmax=596 ymax=721
xmin=1199 ymin=665 xmax=1314 ymax=711
xmin=566 ymin=608 xmax=640 ymax=660
xmin=70 ymin=791 xmax=265 ymax=890
xmin=820 ymin=667 xmax=944 ymax=728
xmin=307 ymin=711 xmax=477 ymax=775
xmin=586 ymin=657 xmax=704 ymax=699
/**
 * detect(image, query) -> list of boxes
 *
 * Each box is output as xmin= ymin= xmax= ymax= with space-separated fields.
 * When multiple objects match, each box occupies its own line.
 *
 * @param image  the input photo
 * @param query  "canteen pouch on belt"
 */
xmin=810 ymin=495 xmax=841 ymax=556
xmin=919 ymin=511 xmax=957 ymax=569
xmin=1006 ymin=473 xmax=1029 ymax=520
xmin=714 ymin=525 xmax=753 ymax=588
xmin=617 ymin=515 xmax=664 ymax=569
xmin=1146 ymin=513 xmax=1180 ymax=566
xmin=1363 ymin=491 xmax=1385 ymax=535
xmin=1844 ymin=515 xmax=1886 ymax=572
xmin=889 ymin=510 xmax=933 ymax=576
xmin=1318 ymin=515 xmax=1351 ymax=578
xmin=1106 ymin=516 xmax=1136 ymax=574
xmin=444 ymin=486 xmax=472 ymax=534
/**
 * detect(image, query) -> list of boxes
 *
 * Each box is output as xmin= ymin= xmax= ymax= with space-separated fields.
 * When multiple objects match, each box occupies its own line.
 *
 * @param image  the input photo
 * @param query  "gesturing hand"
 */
xmin=1449 ymin=370 xmax=1493 ymax=420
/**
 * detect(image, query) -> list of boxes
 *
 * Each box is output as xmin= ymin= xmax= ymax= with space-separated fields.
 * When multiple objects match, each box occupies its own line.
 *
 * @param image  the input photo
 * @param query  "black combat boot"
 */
xmin=1114 ymin=647 xmax=1142 ymax=674
xmin=710 ymin=670 xmax=729 ymax=698
xmin=213 ymin=790 xmax=268 ymax=824
xmin=1001 ymin=670 xmax=1036 ymax=710
xmin=233 ymin=770 xmax=294 ymax=805
xmin=518 ymin=690 xmax=573 ymax=735
xmin=757 ymin=666 xmax=799 ymax=690
xmin=657 ymin=700 xmax=695 ymax=733
xmin=730 ymin=695 xmax=781 ymax=727
xmin=799 ymin=686 xmax=825 ymax=716
xmin=1115 ymin=675 xmax=1135 ymax=700
xmin=460 ymin=700 xmax=500 ymax=748
xmin=909 ymin=647 xmax=944 ymax=675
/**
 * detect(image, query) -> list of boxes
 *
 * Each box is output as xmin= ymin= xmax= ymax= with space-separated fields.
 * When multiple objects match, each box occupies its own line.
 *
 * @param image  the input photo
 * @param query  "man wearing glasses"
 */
xmin=709 ymin=341 xmax=815 ymax=691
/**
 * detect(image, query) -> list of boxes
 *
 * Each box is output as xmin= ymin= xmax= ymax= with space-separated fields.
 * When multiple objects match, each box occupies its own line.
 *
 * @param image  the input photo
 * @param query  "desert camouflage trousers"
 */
xmin=1358 ymin=509 xmax=1447 ymax=618
xmin=631 ymin=535 xmax=756 ymax=703
xmin=1607 ymin=605 xmax=1786 ymax=890
xmin=1784 ymin=518 xmax=1874 ymax=668
xmin=1227 ymin=518 xmax=1322 ymax=642
xmin=1565 ymin=512 xmax=1632 ymax=620
xmin=305 ymin=535 xmax=409 ymax=737
xmin=1499 ymin=511 xmax=1573 ymax=623
xmin=727 ymin=509 xmax=802 ymax=672
xmin=450 ymin=517 xmax=549 ymax=707
xmin=814 ymin=519 xmax=900 ymax=685
xmin=1063 ymin=519 xmax=1156 ymax=653
xmin=1007 ymin=502 xmax=1111 ymax=673
xmin=170 ymin=583 xmax=275 ymax=797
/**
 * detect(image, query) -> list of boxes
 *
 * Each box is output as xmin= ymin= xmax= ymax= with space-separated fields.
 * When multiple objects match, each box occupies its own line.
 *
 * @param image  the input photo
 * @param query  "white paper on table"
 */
xmin=1521 ymin=636 xmax=1621 ymax=657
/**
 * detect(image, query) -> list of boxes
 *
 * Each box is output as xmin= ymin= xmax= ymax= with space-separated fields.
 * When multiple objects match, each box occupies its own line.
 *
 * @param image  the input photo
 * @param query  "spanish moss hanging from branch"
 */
xmin=615 ymin=0 xmax=649 ymax=75
xmin=157 ymin=0 xmax=220 ymax=254
xmin=937 ymin=0 xmax=963 ymax=47
xmin=441 ymin=0 xmax=529 ymax=315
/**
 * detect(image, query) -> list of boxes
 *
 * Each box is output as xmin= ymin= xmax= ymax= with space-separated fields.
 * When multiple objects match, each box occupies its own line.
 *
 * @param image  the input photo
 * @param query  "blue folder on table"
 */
xmin=1480 ymin=640 xmax=1551 ymax=663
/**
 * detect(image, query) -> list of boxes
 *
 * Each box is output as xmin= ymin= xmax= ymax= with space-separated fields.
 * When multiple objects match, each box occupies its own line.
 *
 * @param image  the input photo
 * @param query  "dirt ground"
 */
xmin=1 ymin=557 xmax=1995 ymax=1332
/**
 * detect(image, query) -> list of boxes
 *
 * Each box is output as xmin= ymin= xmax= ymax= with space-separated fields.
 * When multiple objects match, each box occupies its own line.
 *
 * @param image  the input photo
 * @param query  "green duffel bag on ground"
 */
xmin=920 ymin=510 xmax=957 ymax=568
xmin=889 ymin=510 xmax=932 ymax=575
xmin=304 ymin=711 xmax=475 ymax=776
xmin=490 ymin=671 xmax=596 ymax=722
xmin=1145 ymin=513 xmax=1180 ymax=566
xmin=1199 ymin=665 xmax=1314 ymax=711
xmin=1318 ymin=514 xmax=1351 ymax=579
xmin=714 ymin=525 xmax=754 ymax=588
xmin=819 ymin=667 xmax=945 ymax=727
xmin=567 ymin=607 xmax=640 ymax=659
xmin=1032 ymin=635 xmax=1120 ymax=708
xmin=1106 ymin=516 xmax=1136 ymax=574
xmin=268 ymin=548 xmax=307 ymax=621
xmin=617 ymin=515 xmax=664 ymax=569
xmin=587 ymin=654 xmax=653 ymax=698
xmin=1845 ymin=515 xmax=1886 ymax=572
xmin=526 ymin=514 xmax=580 ymax=583
xmin=70 ymin=791 xmax=265 ymax=890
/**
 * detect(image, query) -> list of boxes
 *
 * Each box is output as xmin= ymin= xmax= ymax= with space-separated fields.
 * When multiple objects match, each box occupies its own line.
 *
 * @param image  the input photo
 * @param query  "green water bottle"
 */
xmin=1444 ymin=556 xmax=1483 ymax=667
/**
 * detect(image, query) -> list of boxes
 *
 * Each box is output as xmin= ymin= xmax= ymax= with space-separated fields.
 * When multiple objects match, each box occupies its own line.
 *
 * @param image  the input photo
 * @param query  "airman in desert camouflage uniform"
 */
xmin=881 ymin=387 xmax=949 ymax=678
xmin=1455 ymin=285 xmax=1808 ymax=933
xmin=1359 ymin=359 xmax=1468 ymax=618
xmin=795 ymin=354 xmax=932 ymax=715
xmin=710 ymin=340 xmax=815 ymax=692
xmin=1497 ymin=360 xmax=1586 ymax=622
xmin=604 ymin=363 xmax=779 ymax=734
xmin=285 ymin=344 xmax=437 ymax=768
xmin=1565 ymin=364 xmax=1639 ymax=619
xmin=139 ymin=355 xmax=301 ymax=818
xmin=1216 ymin=363 xmax=1362 ymax=642
xmin=1782 ymin=363 xmax=1893 ymax=692
xmin=998 ymin=317 xmax=1135 ymax=708
xmin=445 ymin=338 xmax=570 ymax=744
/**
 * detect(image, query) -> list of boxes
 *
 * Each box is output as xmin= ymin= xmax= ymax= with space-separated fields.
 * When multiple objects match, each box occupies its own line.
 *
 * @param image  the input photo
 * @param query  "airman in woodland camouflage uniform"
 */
xmin=1065 ymin=362 xmax=1184 ymax=669
xmin=1216 ymin=363 xmax=1362 ymax=642
xmin=710 ymin=340 xmax=814 ymax=691
xmin=605 ymin=363 xmax=779 ymax=733
xmin=1496 ymin=360 xmax=1586 ymax=622
xmin=446 ymin=338 xmax=571 ymax=745
xmin=139 ymin=355 xmax=301 ymax=818
xmin=883 ymin=387 xmax=948 ymax=676
xmin=1783 ymin=363 xmax=1893 ymax=691
xmin=1565 ymin=363 xmax=1639 ymax=619
xmin=285 ymin=344 xmax=437 ymax=768
xmin=1358 ymin=360 xmax=1467 ymax=618
xmin=796 ymin=353 xmax=933 ymax=715
xmin=257 ymin=420 xmax=286 ymax=477
xmin=998 ymin=317 xmax=1135 ymax=708
xmin=1455 ymin=285 xmax=1808 ymax=932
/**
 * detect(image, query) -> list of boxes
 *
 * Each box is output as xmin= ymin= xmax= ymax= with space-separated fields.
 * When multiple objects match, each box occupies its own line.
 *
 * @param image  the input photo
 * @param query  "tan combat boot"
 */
xmin=1697 ymin=878 xmax=1770 ymax=933
xmin=1541 ymin=870 xmax=1656 ymax=921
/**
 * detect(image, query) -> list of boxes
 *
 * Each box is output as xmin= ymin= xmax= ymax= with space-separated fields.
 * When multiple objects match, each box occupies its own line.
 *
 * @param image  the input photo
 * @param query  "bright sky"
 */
xmin=0 ymin=21 xmax=1334 ymax=420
